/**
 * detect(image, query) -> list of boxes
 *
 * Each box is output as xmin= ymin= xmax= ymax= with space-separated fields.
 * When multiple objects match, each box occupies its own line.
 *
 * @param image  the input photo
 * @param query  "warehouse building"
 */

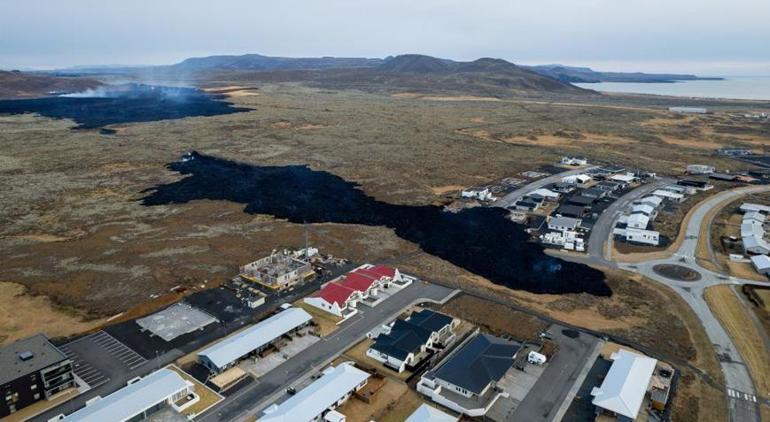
xmin=0 ymin=334 xmax=75 ymax=418
xmin=259 ymin=363 xmax=370 ymax=422
xmin=61 ymin=368 xmax=195 ymax=422
xmin=198 ymin=307 xmax=313 ymax=373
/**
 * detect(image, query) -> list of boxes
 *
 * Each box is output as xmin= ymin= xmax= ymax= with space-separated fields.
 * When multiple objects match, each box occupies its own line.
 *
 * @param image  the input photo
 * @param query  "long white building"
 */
xmin=198 ymin=307 xmax=312 ymax=373
xmin=61 ymin=368 xmax=195 ymax=422
xmin=259 ymin=363 xmax=369 ymax=422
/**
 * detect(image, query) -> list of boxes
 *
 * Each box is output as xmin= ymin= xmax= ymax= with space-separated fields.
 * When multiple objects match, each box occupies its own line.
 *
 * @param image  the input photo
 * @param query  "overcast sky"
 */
xmin=2 ymin=0 xmax=769 ymax=75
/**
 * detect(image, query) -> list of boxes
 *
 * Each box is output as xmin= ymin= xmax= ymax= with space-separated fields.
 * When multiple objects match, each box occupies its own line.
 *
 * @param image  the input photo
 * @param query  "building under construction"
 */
xmin=239 ymin=248 xmax=317 ymax=290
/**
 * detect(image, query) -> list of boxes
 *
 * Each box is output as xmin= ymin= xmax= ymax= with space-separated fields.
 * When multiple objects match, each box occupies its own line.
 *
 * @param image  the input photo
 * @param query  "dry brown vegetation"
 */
xmin=0 ymin=281 xmax=105 ymax=345
xmin=439 ymin=294 xmax=547 ymax=341
xmin=705 ymin=285 xmax=770 ymax=400
xmin=1 ymin=83 xmax=767 ymax=415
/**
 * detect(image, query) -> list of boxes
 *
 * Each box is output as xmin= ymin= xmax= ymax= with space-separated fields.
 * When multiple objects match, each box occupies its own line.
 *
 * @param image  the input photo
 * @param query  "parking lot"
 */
xmin=57 ymin=342 xmax=109 ymax=389
xmin=511 ymin=325 xmax=603 ymax=421
xmin=240 ymin=331 xmax=321 ymax=378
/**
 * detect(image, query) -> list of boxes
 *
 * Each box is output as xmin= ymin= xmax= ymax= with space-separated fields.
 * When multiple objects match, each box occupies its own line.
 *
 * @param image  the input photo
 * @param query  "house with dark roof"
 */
xmin=555 ymin=204 xmax=587 ymax=218
xmin=417 ymin=333 xmax=520 ymax=417
xmin=366 ymin=310 xmax=456 ymax=373
xmin=0 ymin=334 xmax=75 ymax=418
xmin=568 ymin=194 xmax=596 ymax=206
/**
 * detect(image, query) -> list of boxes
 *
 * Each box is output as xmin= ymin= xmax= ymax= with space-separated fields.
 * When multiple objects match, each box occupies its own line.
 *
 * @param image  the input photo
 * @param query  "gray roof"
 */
xmin=0 ymin=333 xmax=68 ymax=385
xmin=434 ymin=334 xmax=520 ymax=395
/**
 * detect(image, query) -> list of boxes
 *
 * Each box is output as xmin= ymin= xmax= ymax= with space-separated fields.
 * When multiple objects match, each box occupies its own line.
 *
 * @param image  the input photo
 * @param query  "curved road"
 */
xmin=596 ymin=185 xmax=770 ymax=422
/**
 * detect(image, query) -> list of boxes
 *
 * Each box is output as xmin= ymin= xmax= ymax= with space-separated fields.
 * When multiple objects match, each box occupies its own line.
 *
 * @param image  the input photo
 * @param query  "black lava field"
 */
xmin=142 ymin=152 xmax=611 ymax=296
xmin=0 ymin=84 xmax=249 ymax=129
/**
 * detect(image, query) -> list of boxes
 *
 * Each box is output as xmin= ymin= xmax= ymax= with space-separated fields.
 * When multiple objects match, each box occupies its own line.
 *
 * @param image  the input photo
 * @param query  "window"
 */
xmin=30 ymin=384 xmax=37 ymax=390
xmin=33 ymin=393 xmax=40 ymax=400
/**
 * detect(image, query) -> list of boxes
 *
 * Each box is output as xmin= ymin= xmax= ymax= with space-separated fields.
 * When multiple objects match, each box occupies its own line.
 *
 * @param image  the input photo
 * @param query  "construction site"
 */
xmin=239 ymin=248 xmax=318 ymax=290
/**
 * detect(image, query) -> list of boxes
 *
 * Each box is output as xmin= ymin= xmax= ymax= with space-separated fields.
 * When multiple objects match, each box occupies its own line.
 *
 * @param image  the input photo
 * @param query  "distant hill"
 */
xmin=0 ymin=70 xmax=101 ymax=99
xmin=524 ymin=64 xmax=723 ymax=83
xmin=365 ymin=55 xmax=588 ymax=94
xmin=171 ymin=53 xmax=383 ymax=71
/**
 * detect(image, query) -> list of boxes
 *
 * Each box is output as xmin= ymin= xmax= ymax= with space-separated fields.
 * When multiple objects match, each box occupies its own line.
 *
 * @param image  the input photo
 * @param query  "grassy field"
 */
xmin=705 ymin=285 xmax=770 ymax=400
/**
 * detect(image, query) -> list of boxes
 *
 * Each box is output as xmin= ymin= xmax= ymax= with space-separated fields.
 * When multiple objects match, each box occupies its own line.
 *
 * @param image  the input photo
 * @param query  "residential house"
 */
xmin=555 ymin=205 xmax=587 ymax=219
xmin=366 ymin=309 xmax=456 ymax=373
xmin=417 ymin=334 xmax=520 ymax=417
xmin=751 ymin=255 xmax=770 ymax=276
xmin=591 ymin=349 xmax=658 ymax=421
xmin=548 ymin=216 xmax=582 ymax=232
xmin=405 ymin=404 xmax=458 ymax=422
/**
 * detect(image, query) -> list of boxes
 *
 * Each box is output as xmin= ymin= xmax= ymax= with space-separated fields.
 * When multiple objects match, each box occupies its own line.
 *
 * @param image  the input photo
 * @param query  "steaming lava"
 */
xmin=0 ymin=83 xmax=249 ymax=129
xmin=142 ymin=152 xmax=611 ymax=296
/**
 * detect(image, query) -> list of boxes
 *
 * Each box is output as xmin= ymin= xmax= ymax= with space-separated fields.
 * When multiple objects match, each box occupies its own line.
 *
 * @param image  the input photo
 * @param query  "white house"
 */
xmin=638 ymin=196 xmax=663 ymax=208
xmin=561 ymin=174 xmax=592 ymax=187
xmin=461 ymin=188 xmax=494 ymax=201
xmin=631 ymin=203 xmax=656 ymax=219
xmin=528 ymin=188 xmax=560 ymax=201
xmin=750 ymin=255 xmax=770 ymax=276
xmin=610 ymin=173 xmax=637 ymax=184
xmin=686 ymin=164 xmax=716 ymax=175
xmin=561 ymin=156 xmax=588 ymax=166
xmin=548 ymin=216 xmax=581 ymax=232
xmin=626 ymin=213 xmax=650 ymax=230
xmin=591 ymin=349 xmax=657 ymax=421
xmin=259 ymin=363 xmax=370 ymax=422
xmin=741 ymin=203 xmax=770 ymax=214
xmin=625 ymin=228 xmax=660 ymax=246
xmin=652 ymin=189 xmax=685 ymax=203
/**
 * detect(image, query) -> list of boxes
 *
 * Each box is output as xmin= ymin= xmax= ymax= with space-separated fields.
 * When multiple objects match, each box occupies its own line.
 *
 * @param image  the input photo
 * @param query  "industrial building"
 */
xmin=259 ymin=363 xmax=370 ymax=422
xmin=367 ymin=309 xmax=456 ymax=373
xmin=417 ymin=333 xmax=520 ymax=417
xmin=239 ymin=248 xmax=316 ymax=290
xmin=60 ymin=368 xmax=195 ymax=422
xmin=0 ymin=333 xmax=75 ymax=418
xmin=198 ymin=307 xmax=313 ymax=373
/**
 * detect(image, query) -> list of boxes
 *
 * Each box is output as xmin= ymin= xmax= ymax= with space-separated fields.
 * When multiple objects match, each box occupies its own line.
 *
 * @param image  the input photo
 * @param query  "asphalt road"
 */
xmin=586 ymin=178 xmax=671 ymax=260
xmin=511 ymin=325 xmax=602 ymax=422
xmin=590 ymin=184 xmax=770 ymax=422
xmin=198 ymin=281 xmax=457 ymax=422
xmin=493 ymin=166 xmax=594 ymax=209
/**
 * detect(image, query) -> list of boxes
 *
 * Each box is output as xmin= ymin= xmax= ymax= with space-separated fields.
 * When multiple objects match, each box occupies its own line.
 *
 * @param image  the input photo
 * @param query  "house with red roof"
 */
xmin=304 ymin=264 xmax=410 ymax=318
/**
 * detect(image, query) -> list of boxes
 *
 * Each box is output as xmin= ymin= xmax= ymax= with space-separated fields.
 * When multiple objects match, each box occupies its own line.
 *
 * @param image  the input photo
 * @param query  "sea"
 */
xmin=574 ymin=76 xmax=770 ymax=101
